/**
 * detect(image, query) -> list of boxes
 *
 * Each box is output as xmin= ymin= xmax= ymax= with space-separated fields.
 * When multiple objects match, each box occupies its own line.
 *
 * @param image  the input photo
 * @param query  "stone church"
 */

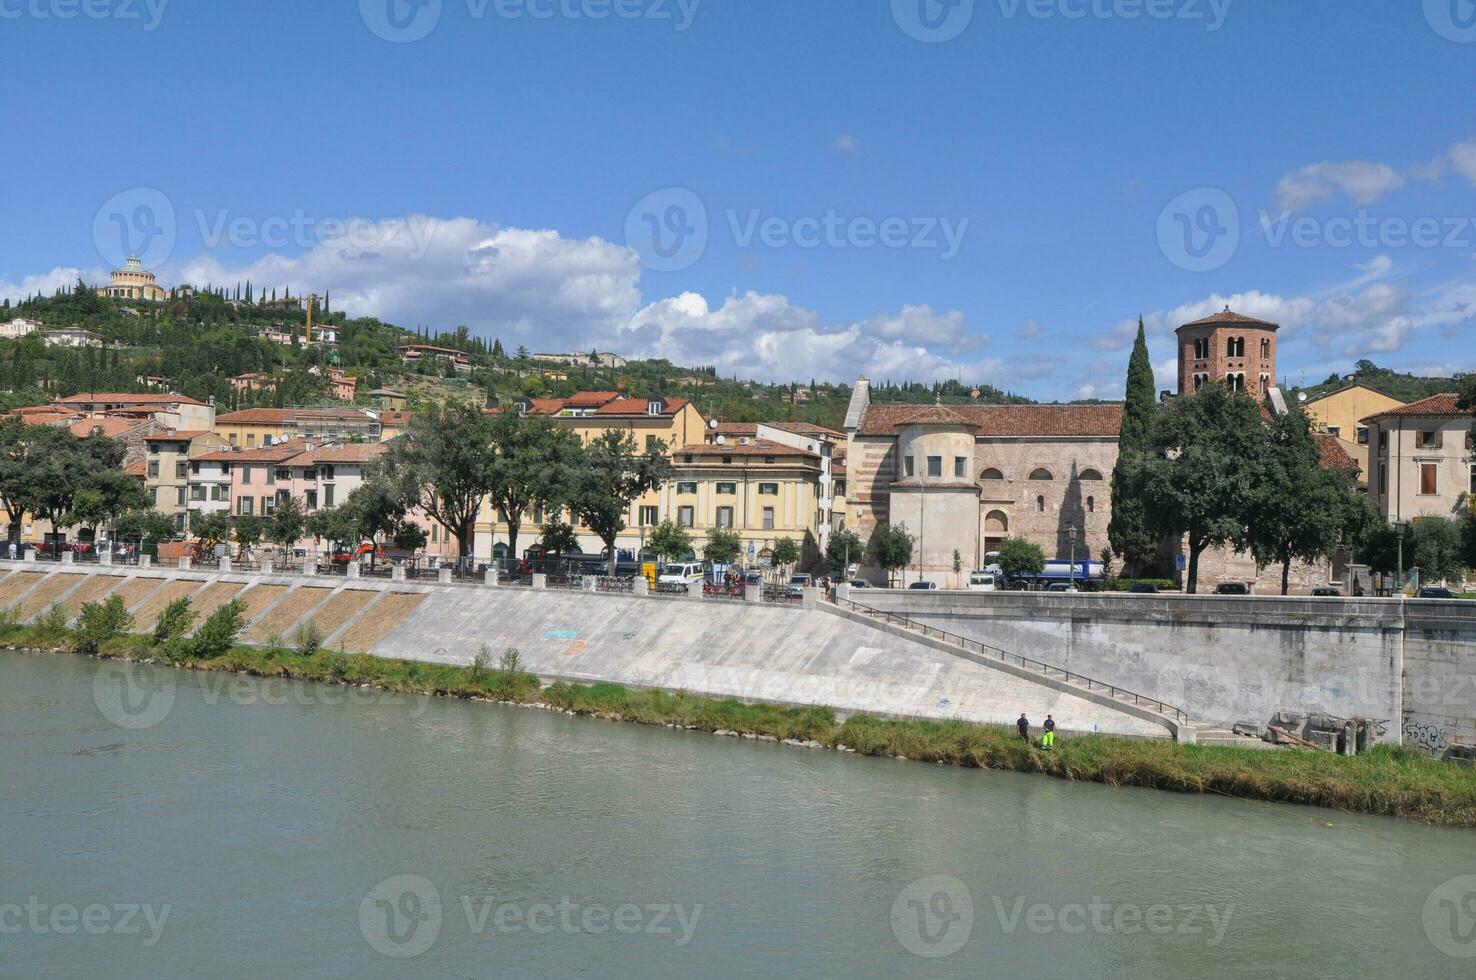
xmin=843 ymin=308 xmax=1356 ymax=590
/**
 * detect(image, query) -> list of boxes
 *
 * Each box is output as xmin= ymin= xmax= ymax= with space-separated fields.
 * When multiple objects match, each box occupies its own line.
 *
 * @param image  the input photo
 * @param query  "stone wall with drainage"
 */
xmin=853 ymin=590 xmax=1476 ymax=755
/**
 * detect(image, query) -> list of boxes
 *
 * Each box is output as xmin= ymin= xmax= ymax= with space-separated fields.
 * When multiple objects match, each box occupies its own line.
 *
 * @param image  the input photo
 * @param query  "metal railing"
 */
xmin=830 ymin=595 xmax=1190 ymax=724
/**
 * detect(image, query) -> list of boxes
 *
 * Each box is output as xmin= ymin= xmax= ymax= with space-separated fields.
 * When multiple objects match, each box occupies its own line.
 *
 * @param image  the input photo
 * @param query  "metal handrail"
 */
xmin=830 ymin=595 xmax=1191 ymax=724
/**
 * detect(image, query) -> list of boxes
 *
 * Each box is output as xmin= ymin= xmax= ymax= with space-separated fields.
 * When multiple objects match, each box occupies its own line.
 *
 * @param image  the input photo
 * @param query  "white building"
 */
xmin=0 ymin=318 xmax=42 ymax=340
xmin=42 ymin=328 xmax=103 ymax=348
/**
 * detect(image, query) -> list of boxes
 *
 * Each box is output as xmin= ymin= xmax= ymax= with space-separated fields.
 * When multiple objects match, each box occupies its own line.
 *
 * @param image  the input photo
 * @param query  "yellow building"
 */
xmin=214 ymin=407 xmax=382 ymax=447
xmin=144 ymin=431 xmax=228 ymax=532
xmin=474 ymin=392 xmax=707 ymax=562
xmin=666 ymin=439 xmax=823 ymax=566
xmin=96 ymin=255 xmax=168 ymax=302
xmin=1302 ymin=382 xmax=1407 ymax=485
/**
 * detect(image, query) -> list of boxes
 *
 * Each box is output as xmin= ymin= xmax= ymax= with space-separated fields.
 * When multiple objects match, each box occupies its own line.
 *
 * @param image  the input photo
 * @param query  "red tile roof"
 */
xmin=67 ymin=418 xmax=152 ymax=439
xmin=1315 ymin=434 xmax=1360 ymax=474
xmin=764 ymin=420 xmax=845 ymax=440
xmin=1359 ymin=393 xmax=1467 ymax=422
xmin=1176 ymin=308 xmax=1281 ymax=331
xmin=858 ymin=403 xmax=1123 ymax=437
xmin=53 ymin=392 xmax=209 ymax=407
xmin=678 ymin=439 xmax=819 ymax=460
xmin=194 ymin=439 xmax=315 ymax=463
xmin=594 ymin=396 xmax=691 ymax=417
xmin=294 ymin=443 xmax=388 ymax=465
xmin=563 ymin=390 xmax=622 ymax=408
xmin=711 ymin=422 xmax=759 ymax=437
xmin=123 ymin=459 xmax=147 ymax=477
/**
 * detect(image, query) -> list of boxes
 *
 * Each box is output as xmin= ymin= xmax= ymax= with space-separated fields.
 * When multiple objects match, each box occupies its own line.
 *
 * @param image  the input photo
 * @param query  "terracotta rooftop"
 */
xmin=216 ymin=407 xmax=375 ymax=424
xmin=123 ymin=459 xmax=147 ymax=477
xmin=67 ymin=418 xmax=152 ymax=439
xmin=1359 ymin=393 xmax=1468 ymax=422
xmin=764 ymin=420 xmax=845 ymax=439
xmin=1315 ymin=434 xmax=1360 ymax=474
xmin=194 ymin=439 xmax=316 ymax=463
xmin=294 ymin=443 xmax=388 ymax=465
xmin=53 ymin=391 xmax=209 ymax=407
xmin=678 ymin=439 xmax=819 ymax=460
xmin=711 ymin=422 xmax=759 ymax=437
xmin=563 ymin=390 xmax=622 ymax=408
xmin=858 ymin=403 xmax=1124 ymax=438
xmin=1176 ymin=307 xmax=1281 ymax=332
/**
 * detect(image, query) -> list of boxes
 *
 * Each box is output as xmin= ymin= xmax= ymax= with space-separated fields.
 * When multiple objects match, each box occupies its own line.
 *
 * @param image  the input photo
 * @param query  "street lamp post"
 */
xmin=1067 ymin=526 xmax=1078 ymax=591
xmin=1395 ymin=520 xmax=1407 ymax=597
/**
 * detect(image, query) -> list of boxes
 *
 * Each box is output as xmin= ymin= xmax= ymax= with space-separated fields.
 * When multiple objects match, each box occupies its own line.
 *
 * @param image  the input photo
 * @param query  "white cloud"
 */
xmin=833 ymin=133 xmax=860 ymax=152
xmin=1274 ymin=161 xmax=1406 ymax=212
xmin=0 ymin=266 xmax=99 ymax=305
xmin=1016 ymin=319 xmax=1041 ymax=339
xmin=1448 ymin=137 xmax=1476 ymax=186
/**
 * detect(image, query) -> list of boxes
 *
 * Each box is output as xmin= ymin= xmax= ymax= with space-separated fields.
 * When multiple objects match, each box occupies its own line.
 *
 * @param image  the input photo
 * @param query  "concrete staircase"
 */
xmin=823 ymin=596 xmax=1197 ymax=742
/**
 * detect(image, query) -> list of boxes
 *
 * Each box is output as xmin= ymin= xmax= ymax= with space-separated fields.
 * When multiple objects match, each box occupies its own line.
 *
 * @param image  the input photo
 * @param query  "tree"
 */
xmin=571 ymin=430 xmax=672 ymax=574
xmin=378 ymin=404 xmax=498 ymax=560
xmin=74 ymin=595 xmax=133 ymax=656
xmin=826 ymin=528 xmax=863 ymax=574
xmin=703 ymin=527 xmax=742 ymax=565
xmin=113 ymin=508 xmax=175 ymax=550
xmin=190 ymin=598 xmax=246 ymax=660
xmin=647 ymin=519 xmax=692 ymax=563
xmin=868 ymin=523 xmax=914 ymax=585
xmin=538 ymin=519 xmax=579 ymax=555
xmin=1135 ymin=382 xmax=1266 ymax=593
xmin=0 ymin=420 xmax=125 ymax=548
xmin=268 ymin=496 xmax=307 ymax=557
xmin=232 ymin=514 xmax=264 ymax=558
xmin=772 ymin=537 xmax=801 ymax=573
xmin=307 ymin=505 xmax=360 ymax=554
xmin=1108 ymin=318 xmax=1159 ymax=570
xmin=1408 ymin=517 xmax=1468 ymax=585
xmin=68 ymin=469 xmax=150 ymax=542
xmin=1247 ymin=407 xmax=1365 ymax=595
xmin=191 ymin=511 xmax=233 ymax=551
xmin=487 ymin=410 xmax=582 ymax=565
xmin=491 ymin=339 xmax=506 ymax=360
xmin=997 ymin=536 xmax=1046 ymax=581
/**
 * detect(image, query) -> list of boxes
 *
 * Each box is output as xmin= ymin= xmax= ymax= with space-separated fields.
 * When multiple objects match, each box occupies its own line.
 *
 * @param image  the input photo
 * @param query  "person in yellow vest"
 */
xmin=1041 ymin=715 xmax=1056 ymax=749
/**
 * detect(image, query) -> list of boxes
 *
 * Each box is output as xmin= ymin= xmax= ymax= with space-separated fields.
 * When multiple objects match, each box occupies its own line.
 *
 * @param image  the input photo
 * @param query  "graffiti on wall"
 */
xmin=1404 ymin=721 xmax=1450 ymax=754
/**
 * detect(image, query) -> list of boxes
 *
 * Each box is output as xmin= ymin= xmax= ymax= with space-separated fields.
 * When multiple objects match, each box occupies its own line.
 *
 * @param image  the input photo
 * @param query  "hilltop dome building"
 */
xmin=97 ymin=255 xmax=167 ymax=302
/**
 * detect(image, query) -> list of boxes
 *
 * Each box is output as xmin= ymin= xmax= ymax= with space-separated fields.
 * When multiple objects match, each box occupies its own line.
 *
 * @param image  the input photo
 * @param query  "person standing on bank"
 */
xmin=1042 ymin=715 xmax=1056 ymax=749
xmin=1017 ymin=713 xmax=1029 ymax=743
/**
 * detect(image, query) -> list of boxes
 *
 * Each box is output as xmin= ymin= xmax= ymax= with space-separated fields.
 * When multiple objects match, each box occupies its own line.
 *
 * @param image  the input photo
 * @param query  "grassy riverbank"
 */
xmin=8 ymin=618 xmax=1476 ymax=828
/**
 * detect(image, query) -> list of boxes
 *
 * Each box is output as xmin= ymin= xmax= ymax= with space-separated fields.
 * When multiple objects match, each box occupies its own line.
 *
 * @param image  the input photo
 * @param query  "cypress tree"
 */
xmin=1107 ymin=317 xmax=1159 ymax=571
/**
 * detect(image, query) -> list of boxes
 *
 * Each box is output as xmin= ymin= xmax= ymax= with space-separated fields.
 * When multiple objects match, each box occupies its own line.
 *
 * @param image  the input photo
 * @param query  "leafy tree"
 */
xmin=647 ymin=519 xmax=692 ymax=563
xmin=378 ymin=404 xmax=498 ymax=559
xmin=1108 ymin=318 xmax=1159 ymax=570
xmin=308 ymin=505 xmax=360 ymax=553
xmin=268 ymin=495 xmax=307 ymax=556
xmin=113 ymin=508 xmax=176 ymax=549
xmin=191 ymin=511 xmax=233 ymax=550
xmin=571 ymin=430 xmax=672 ymax=574
xmin=491 ymin=339 xmax=506 ymax=360
xmin=0 ymin=420 xmax=125 ymax=548
xmin=152 ymin=596 xmax=197 ymax=646
xmin=68 ymin=470 xmax=150 ymax=541
xmin=868 ymin=523 xmax=914 ymax=585
xmin=189 ymin=598 xmax=246 ymax=660
xmin=1135 ymin=383 xmax=1266 ymax=593
xmin=392 ymin=521 xmax=428 ymax=554
xmin=232 ymin=515 xmax=264 ymax=557
xmin=538 ymin=519 xmax=579 ymax=555
xmin=772 ymin=536 xmax=801 ymax=571
xmin=1247 ymin=408 xmax=1367 ymax=595
xmin=826 ymin=528 xmax=863 ymax=574
xmin=1408 ymin=517 xmax=1468 ymax=585
xmin=997 ymin=536 xmax=1046 ymax=581
xmin=703 ymin=527 xmax=742 ymax=564
xmin=487 ymin=410 xmax=582 ymax=565
xmin=74 ymin=595 xmax=133 ymax=655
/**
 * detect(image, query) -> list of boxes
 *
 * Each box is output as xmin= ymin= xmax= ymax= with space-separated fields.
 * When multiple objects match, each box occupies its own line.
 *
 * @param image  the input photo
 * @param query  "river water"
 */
xmin=2 ymin=651 xmax=1474 ymax=978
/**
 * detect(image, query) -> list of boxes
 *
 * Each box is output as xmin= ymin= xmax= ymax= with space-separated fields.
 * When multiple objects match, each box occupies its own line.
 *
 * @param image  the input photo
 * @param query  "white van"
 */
xmin=968 ymin=571 xmax=999 ymax=592
xmin=658 ymin=562 xmax=704 ymax=591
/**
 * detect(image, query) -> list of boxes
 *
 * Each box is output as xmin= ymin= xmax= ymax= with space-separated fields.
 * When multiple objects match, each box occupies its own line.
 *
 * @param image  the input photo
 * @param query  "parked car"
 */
xmin=1046 ymin=582 xmax=1078 ymax=592
xmin=1417 ymin=586 xmax=1456 ymax=599
xmin=785 ymin=573 xmax=813 ymax=597
xmin=658 ymin=562 xmax=704 ymax=590
xmin=845 ymin=579 xmax=870 ymax=589
xmin=1214 ymin=582 xmax=1250 ymax=595
xmin=967 ymin=570 xmax=999 ymax=592
xmin=1311 ymin=586 xmax=1342 ymax=597
xmin=907 ymin=581 xmax=938 ymax=591
xmin=1128 ymin=583 xmax=1160 ymax=594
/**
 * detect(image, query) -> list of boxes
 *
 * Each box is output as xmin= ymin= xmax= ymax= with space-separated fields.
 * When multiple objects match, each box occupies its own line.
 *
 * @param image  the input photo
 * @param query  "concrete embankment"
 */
xmin=854 ymin=590 xmax=1476 ymax=757
xmin=0 ymin=562 xmax=1171 ymax=738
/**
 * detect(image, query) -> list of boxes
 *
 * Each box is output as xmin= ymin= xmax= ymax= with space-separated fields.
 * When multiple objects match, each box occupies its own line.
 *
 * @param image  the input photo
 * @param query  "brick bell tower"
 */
xmin=1175 ymin=307 xmax=1280 ymax=400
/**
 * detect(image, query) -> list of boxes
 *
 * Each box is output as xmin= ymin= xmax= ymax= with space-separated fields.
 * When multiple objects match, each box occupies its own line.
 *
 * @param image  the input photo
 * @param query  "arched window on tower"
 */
xmin=980 ymin=467 xmax=1004 ymax=481
xmin=1079 ymin=469 xmax=1104 ymax=481
xmin=1260 ymin=337 xmax=1271 ymax=358
xmin=1028 ymin=468 xmax=1053 ymax=481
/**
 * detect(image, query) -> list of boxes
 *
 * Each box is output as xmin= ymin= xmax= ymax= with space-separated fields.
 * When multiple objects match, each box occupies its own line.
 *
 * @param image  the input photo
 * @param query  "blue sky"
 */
xmin=3 ymin=0 xmax=1475 ymax=398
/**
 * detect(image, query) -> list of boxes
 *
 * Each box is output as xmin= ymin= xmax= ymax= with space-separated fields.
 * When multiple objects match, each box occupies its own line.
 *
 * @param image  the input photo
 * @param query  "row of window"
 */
xmin=1190 ymin=372 xmax=1269 ymax=392
xmin=1189 ymin=336 xmax=1271 ymax=359
xmin=673 ymin=481 xmax=781 ymax=495
xmin=673 ymin=505 xmax=781 ymax=530
xmin=901 ymin=459 xmax=1105 ymax=482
